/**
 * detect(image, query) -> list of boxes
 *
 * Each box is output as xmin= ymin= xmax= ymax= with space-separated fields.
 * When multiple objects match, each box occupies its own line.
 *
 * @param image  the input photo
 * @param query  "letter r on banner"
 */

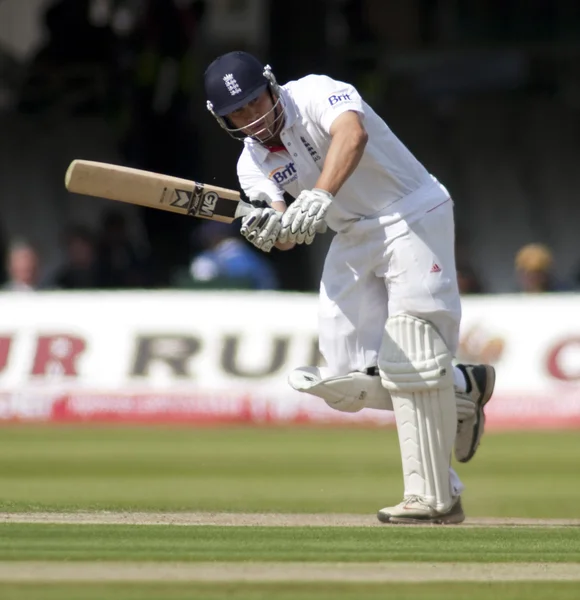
xmin=31 ymin=335 xmax=86 ymax=376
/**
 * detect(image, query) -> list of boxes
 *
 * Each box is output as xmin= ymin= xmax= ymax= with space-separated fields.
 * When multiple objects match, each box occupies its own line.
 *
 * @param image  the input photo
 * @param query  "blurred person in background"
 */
xmin=48 ymin=225 xmax=100 ymax=290
xmin=18 ymin=0 xmax=118 ymax=116
xmin=178 ymin=222 xmax=279 ymax=290
xmin=95 ymin=209 xmax=150 ymax=288
xmin=514 ymin=243 xmax=570 ymax=293
xmin=456 ymin=262 xmax=485 ymax=295
xmin=0 ymin=222 xmax=6 ymax=285
xmin=454 ymin=233 xmax=485 ymax=295
xmin=2 ymin=241 xmax=42 ymax=291
xmin=118 ymin=0 xmax=206 ymax=282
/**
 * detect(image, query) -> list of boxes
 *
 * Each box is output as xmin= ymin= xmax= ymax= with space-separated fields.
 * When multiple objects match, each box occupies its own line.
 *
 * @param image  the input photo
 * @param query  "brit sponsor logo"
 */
xmin=328 ymin=93 xmax=351 ymax=106
xmin=269 ymin=162 xmax=298 ymax=185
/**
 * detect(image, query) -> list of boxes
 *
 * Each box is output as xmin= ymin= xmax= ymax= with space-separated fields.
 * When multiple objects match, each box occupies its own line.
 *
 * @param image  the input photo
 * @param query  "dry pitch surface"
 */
xmin=2 ymin=511 xmax=580 ymax=527
xmin=0 ymin=562 xmax=579 ymax=583
xmin=1 ymin=512 xmax=580 ymax=583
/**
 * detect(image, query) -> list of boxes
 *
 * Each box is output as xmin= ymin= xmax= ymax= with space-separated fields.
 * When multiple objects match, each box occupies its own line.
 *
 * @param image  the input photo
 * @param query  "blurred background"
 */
xmin=0 ymin=0 xmax=579 ymax=523
xmin=0 ymin=0 xmax=579 ymax=293
xmin=0 ymin=0 xmax=579 ymax=431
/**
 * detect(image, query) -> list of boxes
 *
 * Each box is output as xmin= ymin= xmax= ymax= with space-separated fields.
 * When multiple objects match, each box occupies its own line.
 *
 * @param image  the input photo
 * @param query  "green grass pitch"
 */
xmin=1 ymin=583 xmax=580 ymax=600
xmin=0 ymin=425 xmax=578 ymax=516
xmin=0 ymin=425 xmax=578 ymax=600
xmin=1 ymin=523 xmax=579 ymax=562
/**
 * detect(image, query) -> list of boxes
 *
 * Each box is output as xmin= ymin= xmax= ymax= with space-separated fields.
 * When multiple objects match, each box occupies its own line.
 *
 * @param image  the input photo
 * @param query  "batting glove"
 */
xmin=240 ymin=205 xmax=282 ymax=253
xmin=279 ymin=189 xmax=331 ymax=245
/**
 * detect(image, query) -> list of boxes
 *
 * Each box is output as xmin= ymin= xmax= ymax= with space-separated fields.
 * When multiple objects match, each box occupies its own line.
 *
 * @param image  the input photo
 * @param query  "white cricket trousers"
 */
xmin=319 ymin=186 xmax=461 ymax=376
xmin=319 ymin=184 xmax=464 ymax=498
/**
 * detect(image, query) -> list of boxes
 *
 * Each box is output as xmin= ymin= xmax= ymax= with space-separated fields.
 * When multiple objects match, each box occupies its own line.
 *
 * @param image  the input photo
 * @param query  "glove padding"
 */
xmin=279 ymin=189 xmax=332 ymax=245
xmin=239 ymin=191 xmax=282 ymax=253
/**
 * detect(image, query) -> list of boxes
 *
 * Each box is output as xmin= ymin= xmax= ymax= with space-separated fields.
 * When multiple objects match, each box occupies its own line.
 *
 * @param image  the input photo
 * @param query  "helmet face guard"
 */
xmin=206 ymin=59 xmax=286 ymax=143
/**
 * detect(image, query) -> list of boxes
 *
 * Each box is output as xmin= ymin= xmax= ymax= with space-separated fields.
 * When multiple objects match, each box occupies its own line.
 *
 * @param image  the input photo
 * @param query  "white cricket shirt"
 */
xmin=237 ymin=74 xmax=448 ymax=233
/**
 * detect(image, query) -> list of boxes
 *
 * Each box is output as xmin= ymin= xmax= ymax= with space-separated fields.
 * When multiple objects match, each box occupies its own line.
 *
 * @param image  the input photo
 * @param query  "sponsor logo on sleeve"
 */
xmin=328 ymin=93 xmax=351 ymax=106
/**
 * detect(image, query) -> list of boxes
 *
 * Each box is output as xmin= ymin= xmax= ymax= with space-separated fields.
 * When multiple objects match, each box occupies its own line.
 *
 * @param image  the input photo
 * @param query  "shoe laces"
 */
xmin=403 ymin=495 xmax=427 ymax=507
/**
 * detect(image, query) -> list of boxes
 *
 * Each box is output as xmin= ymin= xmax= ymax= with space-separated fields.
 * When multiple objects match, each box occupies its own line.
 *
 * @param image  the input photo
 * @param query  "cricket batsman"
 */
xmin=204 ymin=51 xmax=495 ymax=524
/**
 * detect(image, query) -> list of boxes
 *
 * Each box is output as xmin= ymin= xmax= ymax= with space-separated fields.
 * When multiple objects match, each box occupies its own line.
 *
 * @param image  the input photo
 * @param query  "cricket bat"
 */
xmin=65 ymin=160 xmax=254 ymax=222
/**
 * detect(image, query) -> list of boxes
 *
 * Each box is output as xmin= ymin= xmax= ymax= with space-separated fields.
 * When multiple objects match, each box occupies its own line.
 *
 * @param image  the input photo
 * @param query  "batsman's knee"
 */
xmin=378 ymin=314 xmax=453 ymax=393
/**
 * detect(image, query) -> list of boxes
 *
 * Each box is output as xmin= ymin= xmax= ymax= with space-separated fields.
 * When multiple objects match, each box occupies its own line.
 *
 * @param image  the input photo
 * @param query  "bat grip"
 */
xmin=234 ymin=199 xmax=269 ymax=220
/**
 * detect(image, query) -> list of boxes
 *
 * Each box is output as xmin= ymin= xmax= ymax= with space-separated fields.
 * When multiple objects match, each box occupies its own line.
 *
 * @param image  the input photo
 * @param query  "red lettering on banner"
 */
xmin=546 ymin=337 xmax=580 ymax=381
xmin=0 ymin=336 xmax=12 ymax=372
xmin=31 ymin=335 xmax=86 ymax=376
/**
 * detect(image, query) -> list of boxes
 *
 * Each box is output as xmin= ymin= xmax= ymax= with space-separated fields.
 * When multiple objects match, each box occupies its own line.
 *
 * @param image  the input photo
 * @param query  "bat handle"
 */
xmin=234 ymin=201 xmax=253 ymax=220
xmin=234 ymin=199 xmax=269 ymax=220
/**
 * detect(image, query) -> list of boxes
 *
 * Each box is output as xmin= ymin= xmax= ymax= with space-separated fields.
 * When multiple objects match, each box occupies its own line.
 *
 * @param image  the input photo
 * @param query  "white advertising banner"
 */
xmin=0 ymin=290 xmax=579 ymax=428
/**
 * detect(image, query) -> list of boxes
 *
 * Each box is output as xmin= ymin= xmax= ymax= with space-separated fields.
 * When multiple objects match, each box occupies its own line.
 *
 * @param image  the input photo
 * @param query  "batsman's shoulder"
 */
xmin=286 ymin=74 xmax=341 ymax=99
xmin=288 ymin=74 xmax=360 ymax=118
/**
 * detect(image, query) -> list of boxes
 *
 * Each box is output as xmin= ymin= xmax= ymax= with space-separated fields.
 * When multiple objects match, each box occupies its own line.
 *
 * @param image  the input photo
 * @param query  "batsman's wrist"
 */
xmin=312 ymin=188 xmax=334 ymax=201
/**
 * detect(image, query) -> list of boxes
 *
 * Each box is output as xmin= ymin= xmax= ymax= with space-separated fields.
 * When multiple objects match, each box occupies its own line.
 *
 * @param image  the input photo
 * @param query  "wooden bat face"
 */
xmin=158 ymin=183 xmax=238 ymax=221
xmin=65 ymin=160 xmax=253 ymax=222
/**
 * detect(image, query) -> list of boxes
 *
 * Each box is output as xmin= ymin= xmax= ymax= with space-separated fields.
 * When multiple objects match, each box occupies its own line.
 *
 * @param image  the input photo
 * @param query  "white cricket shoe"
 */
xmin=454 ymin=364 xmax=496 ymax=463
xmin=377 ymin=496 xmax=465 ymax=525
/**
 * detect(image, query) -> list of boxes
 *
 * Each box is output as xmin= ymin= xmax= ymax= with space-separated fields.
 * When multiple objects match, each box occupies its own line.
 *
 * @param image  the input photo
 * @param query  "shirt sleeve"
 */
xmin=303 ymin=75 xmax=365 ymax=133
xmin=237 ymin=147 xmax=286 ymax=205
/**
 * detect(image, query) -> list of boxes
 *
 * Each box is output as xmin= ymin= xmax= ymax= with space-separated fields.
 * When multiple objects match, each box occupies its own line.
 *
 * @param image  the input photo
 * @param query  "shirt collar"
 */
xmin=244 ymin=86 xmax=298 ymax=164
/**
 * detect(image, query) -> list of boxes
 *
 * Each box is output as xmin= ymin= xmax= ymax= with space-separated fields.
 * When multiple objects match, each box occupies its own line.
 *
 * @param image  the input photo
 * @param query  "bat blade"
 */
xmin=65 ymin=160 xmax=252 ymax=222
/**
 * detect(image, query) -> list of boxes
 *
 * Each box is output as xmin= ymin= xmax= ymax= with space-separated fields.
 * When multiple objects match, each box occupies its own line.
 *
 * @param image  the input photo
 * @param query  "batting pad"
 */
xmin=288 ymin=366 xmax=393 ymax=413
xmin=378 ymin=315 xmax=457 ymax=512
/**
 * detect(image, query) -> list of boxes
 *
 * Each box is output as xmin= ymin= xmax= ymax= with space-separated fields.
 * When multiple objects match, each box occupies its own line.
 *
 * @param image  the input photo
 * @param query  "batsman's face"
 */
xmin=228 ymin=91 xmax=280 ymax=141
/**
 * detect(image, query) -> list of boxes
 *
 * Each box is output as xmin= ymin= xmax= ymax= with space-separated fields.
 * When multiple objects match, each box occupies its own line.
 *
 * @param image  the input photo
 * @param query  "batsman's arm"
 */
xmin=278 ymin=109 xmax=366 ymax=246
xmin=271 ymin=200 xmax=295 ymax=251
xmin=313 ymin=111 xmax=368 ymax=196
xmin=237 ymin=150 xmax=295 ymax=251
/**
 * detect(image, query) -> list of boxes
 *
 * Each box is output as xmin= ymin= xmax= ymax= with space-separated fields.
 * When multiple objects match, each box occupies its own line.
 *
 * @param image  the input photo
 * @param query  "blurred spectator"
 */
xmin=48 ymin=225 xmax=100 ymax=289
xmin=575 ymin=265 xmax=580 ymax=289
xmin=175 ymin=222 xmax=279 ymax=290
xmin=456 ymin=262 xmax=485 ymax=295
xmin=0 ymin=221 xmax=6 ymax=285
xmin=118 ymin=0 xmax=207 ymax=281
xmin=120 ymin=0 xmax=204 ymax=171
xmin=454 ymin=231 xmax=485 ymax=294
xmin=2 ymin=241 xmax=42 ymax=291
xmin=95 ymin=209 xmax=150 ymax=288
xmin=514 ymin=243 xmax=570 ymax=293
xmin=18 ymin=0 xmax=118 ymax=116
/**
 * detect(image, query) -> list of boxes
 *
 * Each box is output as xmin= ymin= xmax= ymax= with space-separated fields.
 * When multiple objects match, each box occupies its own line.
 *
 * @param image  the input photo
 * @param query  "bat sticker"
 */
xmin=169 ymin=189 xmax=193 ymax=209
xmin=200 ymin=191 xmax=219 ymax=217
